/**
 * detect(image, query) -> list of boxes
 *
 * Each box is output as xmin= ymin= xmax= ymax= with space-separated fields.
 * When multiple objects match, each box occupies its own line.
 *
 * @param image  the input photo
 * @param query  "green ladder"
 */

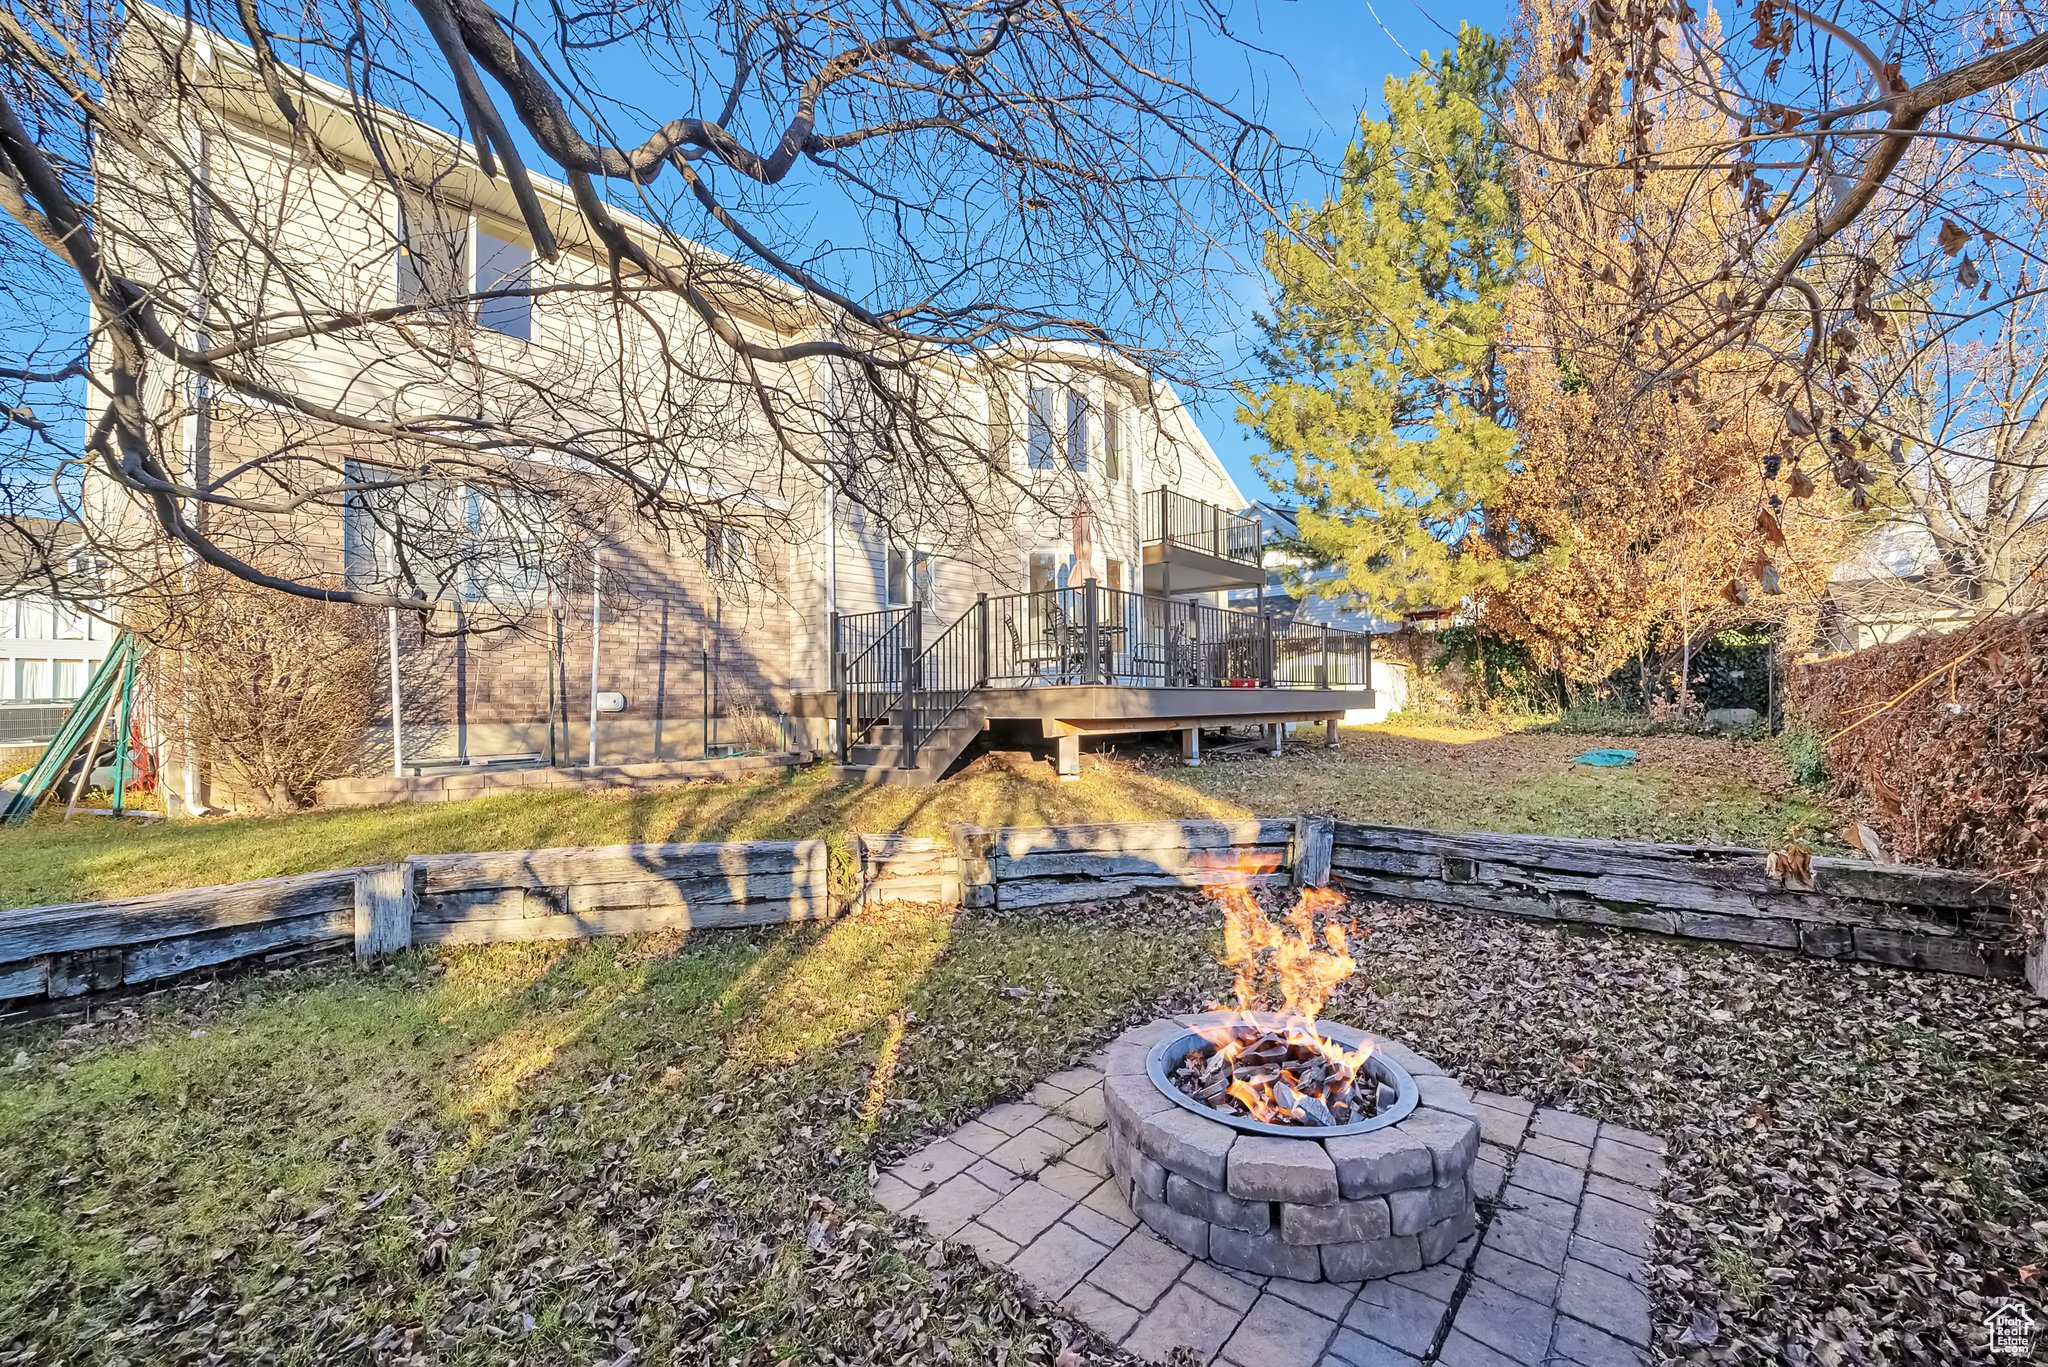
xmin=1 ymin=633 xmax=142 ymax=823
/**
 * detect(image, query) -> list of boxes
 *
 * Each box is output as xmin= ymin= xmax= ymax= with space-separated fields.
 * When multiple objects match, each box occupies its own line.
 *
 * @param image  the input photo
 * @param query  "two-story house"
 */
xmin=82 ymin=11 xmax=1373 ymax=807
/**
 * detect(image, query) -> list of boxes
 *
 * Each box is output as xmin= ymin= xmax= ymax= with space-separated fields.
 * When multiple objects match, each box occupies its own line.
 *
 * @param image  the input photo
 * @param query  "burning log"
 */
xmin=1170 ymin=1016 xmax=1391 ymax=1127
xmin=1176 ymin=861 xmax=1394 ymax=1129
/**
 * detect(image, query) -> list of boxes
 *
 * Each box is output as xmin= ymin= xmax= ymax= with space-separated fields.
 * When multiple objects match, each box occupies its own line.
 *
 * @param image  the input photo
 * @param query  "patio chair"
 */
xmin=1040 ymin=601 xmax=1085 ymax=683
xmin=1003 ymin=613 xmax=1056 ymax=684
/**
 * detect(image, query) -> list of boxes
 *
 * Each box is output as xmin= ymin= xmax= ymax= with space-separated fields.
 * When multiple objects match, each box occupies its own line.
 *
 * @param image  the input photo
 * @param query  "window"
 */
xmin=885 ymin=544 xmax=908 ymax=606
xmin=1065 ymin=389 xmax=1089 ymax=472
xmin=1026 ymin=386 xmax=1057 ymax=470
xmin=706 ymin=524 xmax=748 ymax=579
xmin=395 ymin=191 xmax=469 ymax=310
xmin=344 ymin=461 xmax=551 ymax=605
xmin=1103 ymin=402 xmax=1124 ymax=482
xmin=884 ymin=544 xmax=934 ymax=608
xmin=463 ymin=486 xmax=550 ymax=604
xmin=1025 ymin=385 xmax=1092 ymax=472
xmin=53 ymin=602 xmax=84 ymax=640
xmin=52 ymin=660 xmax=86 ymax=700
xmin=15 ymin=658 xmax=50 ymax=700
xmin=1028 ymin=551 xmax=1058 ymax=595
xmin=476 ymin=225 xmax=533 ymax=339
xmin=1105 ymin=558 xmax=1125 ymax=593
xmin=17 ymin=597 xmax=51 ymax=641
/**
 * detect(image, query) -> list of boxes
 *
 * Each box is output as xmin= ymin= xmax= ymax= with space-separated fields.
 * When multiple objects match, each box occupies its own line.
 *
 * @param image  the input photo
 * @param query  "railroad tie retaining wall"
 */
xmin=0 ymin=818 xmax=2030 ymax=1015
xmin=1326 ymin=822 xmax=2022 ymax=980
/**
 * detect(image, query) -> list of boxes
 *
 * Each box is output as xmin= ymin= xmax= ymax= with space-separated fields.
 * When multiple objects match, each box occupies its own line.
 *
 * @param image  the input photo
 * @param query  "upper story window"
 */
xmin=476 ymin=227 xmax=533 ymax=340
xmin=1026 ymin=384 xmax=1090 ymax=473
xmin=14 ymin=597 xmax=51 ymax=640
xmin=396 ymin=192 xmax=468 ymax=310
xmin=1103 ymin=401 xmax=1125 ymax=482
xmin=396 ymin=192 xmax=533 ymax=339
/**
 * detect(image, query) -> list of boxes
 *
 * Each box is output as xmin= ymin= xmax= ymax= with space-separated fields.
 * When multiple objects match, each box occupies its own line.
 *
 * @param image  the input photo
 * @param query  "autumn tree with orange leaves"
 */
xmin=1479 ymin=0 xmax=1855 ymax=687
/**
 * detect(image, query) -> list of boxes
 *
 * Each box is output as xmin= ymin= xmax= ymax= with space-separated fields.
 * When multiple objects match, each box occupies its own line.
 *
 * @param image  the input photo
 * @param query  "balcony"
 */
xmin=1140 ymin=487 xmax=1265 ymax=594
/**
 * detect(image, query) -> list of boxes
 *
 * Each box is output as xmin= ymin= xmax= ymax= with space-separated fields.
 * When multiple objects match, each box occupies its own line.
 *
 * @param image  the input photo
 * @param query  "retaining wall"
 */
xmin=0 ymin=818 xmax=2031 ymax=1016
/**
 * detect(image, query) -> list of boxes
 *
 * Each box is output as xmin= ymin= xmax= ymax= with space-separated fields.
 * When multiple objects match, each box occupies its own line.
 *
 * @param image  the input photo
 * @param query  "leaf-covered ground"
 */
xmin=0 ymin=719 xmax=1838 ymax=907
xmin=4 ymin=893 xmax=2040 ymax=1365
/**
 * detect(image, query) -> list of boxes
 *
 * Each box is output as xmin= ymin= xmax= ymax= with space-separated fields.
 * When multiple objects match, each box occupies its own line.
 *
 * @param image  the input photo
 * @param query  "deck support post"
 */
xmin=1055 ymin=732 xmax=1081 ymax=781
xmin=1326 ymin=717 xmax=1340 ymax=747
xmin=1181 ymin=727 xmax=1201 ymax=766
xmin=1268 ymin=724 xmax=1283 ymax=756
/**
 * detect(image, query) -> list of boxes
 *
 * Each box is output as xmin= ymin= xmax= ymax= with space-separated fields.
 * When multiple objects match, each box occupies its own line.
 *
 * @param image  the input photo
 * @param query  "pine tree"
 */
xmin=1239 ymin=25 xmax=1520 ymax=615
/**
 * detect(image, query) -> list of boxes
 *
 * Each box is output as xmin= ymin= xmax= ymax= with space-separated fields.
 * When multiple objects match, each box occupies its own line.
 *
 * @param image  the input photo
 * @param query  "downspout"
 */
xmin=177 ymin=122 xmax=214 ymax=813
xmin=587 ymin=543 xmax=602 ymax=767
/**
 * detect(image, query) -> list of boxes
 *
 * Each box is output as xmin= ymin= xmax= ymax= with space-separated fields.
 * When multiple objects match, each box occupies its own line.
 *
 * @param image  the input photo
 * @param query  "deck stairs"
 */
xmin=831 ymin=708 xmax=987 ymax=786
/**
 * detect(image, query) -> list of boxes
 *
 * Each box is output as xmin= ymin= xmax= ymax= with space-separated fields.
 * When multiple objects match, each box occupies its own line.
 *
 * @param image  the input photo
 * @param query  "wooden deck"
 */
xmin=971 ymin=683 xmax=1375 ymax=736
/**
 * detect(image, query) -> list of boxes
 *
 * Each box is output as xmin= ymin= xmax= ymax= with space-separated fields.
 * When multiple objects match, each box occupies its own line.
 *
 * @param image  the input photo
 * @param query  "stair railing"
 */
xmin=832 ymin=606 xmax=913 ymax=761
xmin=889 ymin=595 xmax=990 ymax=768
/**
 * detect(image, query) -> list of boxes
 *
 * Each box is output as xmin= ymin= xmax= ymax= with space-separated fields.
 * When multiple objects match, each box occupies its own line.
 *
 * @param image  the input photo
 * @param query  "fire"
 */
xmin=1173 ymin=855 xmax=1384 ymax=1128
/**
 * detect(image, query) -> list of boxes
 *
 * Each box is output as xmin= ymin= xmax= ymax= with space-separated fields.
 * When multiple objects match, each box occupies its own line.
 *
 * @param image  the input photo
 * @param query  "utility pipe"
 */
xmin=386 ymin=605 xmax=404 ymax=778
xmin=587 ymin=545 xmax=603 ymax=767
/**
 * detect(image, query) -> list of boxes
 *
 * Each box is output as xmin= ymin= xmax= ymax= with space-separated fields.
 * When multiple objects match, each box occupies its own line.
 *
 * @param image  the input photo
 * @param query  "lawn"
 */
xmin=0 ymin=719 xmax=1842 ymax=908
xmin=2 ymin=894 xmax=2040 ymax=1364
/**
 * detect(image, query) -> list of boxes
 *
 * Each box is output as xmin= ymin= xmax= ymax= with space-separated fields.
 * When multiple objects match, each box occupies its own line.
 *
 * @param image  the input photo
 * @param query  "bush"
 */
xmin=1786 ymin=612 xmax=2045 ymax=935
xmin=133 ymin=571 xmax=388 ymax=811
xmin=1776 ymin=726 xmax=1827 ymax=789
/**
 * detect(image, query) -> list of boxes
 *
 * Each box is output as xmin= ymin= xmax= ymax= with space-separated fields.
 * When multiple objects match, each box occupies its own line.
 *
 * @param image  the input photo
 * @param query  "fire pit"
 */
xmin=1100 ymin=873 xmax=1479 ymax=1281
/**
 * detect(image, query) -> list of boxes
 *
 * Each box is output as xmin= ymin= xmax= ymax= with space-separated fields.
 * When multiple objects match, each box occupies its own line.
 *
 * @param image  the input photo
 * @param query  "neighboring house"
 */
xmin=0 ymin=519 xmax=117 ymax=747
xmin=1820 ymin=515 xmax=2046 ymax=654
xmin=81 ymin=14 xmax=1374 ymax=807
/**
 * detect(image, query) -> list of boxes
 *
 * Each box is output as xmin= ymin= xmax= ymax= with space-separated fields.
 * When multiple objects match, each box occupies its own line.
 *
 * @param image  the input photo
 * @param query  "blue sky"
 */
xmin=1175 ymin=0 xmax=1507 ymax=498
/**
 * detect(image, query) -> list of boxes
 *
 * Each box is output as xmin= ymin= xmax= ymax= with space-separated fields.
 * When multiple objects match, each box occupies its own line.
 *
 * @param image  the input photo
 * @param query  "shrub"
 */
xmin=1786 ymin=612 xmax=2045 ymax=937
xmin=133 ymin=571 xmax=387 ymax=812
xmin=1776 ymin=726 xmax=1828 ymax=789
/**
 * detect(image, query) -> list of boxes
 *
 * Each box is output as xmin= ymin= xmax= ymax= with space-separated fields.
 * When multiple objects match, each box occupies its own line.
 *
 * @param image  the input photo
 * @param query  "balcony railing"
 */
xmin=1142 ymin=487 xmax=1263 ymax=567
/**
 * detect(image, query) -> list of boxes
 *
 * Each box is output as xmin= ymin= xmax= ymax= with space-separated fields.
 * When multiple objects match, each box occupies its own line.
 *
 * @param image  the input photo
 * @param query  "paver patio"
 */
xmin=875 ymin=1045 xmax=1666 ymax=1365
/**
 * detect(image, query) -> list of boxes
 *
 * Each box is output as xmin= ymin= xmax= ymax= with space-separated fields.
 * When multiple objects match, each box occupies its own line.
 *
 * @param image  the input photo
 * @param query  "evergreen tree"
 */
xmin=1239 ymin=26 xmax=1520 ymax=614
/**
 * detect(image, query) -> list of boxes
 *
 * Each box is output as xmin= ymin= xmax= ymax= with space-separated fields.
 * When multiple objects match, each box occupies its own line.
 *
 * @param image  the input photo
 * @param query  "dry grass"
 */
xmin=0 ymin=717 xmax=1840 ymax=909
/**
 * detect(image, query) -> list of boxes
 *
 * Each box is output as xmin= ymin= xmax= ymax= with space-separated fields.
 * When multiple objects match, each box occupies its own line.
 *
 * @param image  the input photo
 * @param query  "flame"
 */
xmin=1175 ymin=854 xmax=1380 ymax=1127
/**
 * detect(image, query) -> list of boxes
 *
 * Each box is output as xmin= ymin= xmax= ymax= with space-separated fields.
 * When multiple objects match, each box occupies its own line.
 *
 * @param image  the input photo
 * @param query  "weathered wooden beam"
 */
xmin=1292 ymin=815 xmax=1334 ymax=889
xmin=0 ymin=871 xmax=362 ymax=966
xmin=1330 ymin=844 xmax=1970 ymax=935
xmin=354 ymin=864 xmax=416 ymax=965
xmin=997 ymin=870 xmax=1291 ymax=910
xmin=951 ymin=825 xmax=996 ymax=910
xmin=991 ymin=819 xmax=1295 ymax=859
xmin=131 ymin=909 xmax=353 ymax=984
xmin=410 ymin=841 xmax=802 ymax=895
xmin=412 ymin=900 xmax=797 ymax=947
xmin=990 ymin=848 xmax=1288 ymax=881
xmin=0 ymin=960 xmax=46 ymax=1002
xmin=1333 ymin=823 xmax=2008 ymax=910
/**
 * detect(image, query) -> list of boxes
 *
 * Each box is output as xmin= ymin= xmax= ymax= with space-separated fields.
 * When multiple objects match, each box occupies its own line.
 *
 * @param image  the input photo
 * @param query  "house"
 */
xmin=79 ymin=11 xmax=1374 ymax=809
xmin=0 ymin=519 xmax=117 ymax=749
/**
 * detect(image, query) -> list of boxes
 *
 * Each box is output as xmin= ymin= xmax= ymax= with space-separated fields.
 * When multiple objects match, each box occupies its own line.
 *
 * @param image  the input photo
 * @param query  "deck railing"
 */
xmin=1141 ymin=487 xmax=1263 ymax=567
xmin=835 ymin=585 xmax=1375 ymax=767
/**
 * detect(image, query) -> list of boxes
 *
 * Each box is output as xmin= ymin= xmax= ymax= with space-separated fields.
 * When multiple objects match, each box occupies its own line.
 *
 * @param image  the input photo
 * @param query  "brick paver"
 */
xmin=877 ymin=1068 xmax=1665 ymax=1365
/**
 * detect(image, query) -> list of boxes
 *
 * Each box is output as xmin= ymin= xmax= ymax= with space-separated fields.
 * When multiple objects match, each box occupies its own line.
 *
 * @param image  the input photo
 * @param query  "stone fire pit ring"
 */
xmin=1103 ymin=1013 xmax=1479 ymax=1283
